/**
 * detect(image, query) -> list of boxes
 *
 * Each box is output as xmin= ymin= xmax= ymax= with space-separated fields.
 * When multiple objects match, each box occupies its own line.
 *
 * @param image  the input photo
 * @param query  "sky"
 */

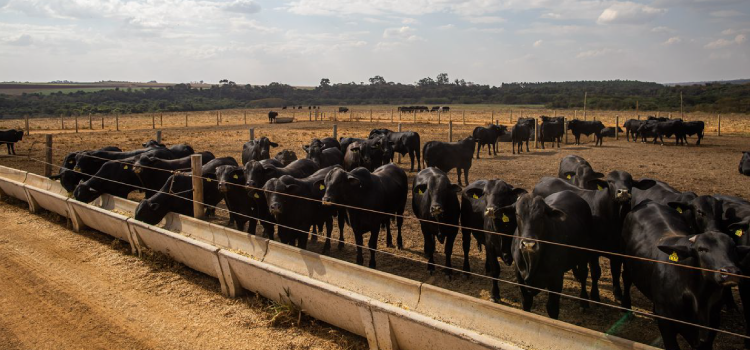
xmin=0 ymin=0 xmax=749 ymax=86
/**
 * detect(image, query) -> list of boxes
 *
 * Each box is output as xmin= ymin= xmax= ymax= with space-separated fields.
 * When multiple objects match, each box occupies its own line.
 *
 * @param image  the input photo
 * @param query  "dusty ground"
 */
xmin=1 ymin=109 xmax=750 ymax=349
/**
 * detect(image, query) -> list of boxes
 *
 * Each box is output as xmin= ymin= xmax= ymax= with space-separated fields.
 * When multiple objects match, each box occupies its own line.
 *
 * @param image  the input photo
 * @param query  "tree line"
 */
xmin=1 ymin=75 xmax=749 ymax=118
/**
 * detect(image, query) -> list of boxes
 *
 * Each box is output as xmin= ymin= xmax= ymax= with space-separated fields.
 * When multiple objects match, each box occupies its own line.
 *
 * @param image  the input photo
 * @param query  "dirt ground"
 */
xmin=1 ymin=110 xmax=750 ymax=349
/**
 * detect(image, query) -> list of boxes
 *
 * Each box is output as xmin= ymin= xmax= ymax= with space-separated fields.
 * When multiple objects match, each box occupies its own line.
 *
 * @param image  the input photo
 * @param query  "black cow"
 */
xmin=339 ymin=137 xmax=365 ymax=154
xmin=498 ymin=191 xmax=594 ymax=319
xmin=472 ymin=125 xmax=507 ymax=158
xmin=532 ymin=172 xmax=656 ymax=301
xmin=140 ymin=141 xmax=194 ymax=158
xmin=73 ymin=148 xmax=156 ymax=185
xmin=0 ymin=129 xmax=23 ymax=155
xmin=369 ymin=129 xmax=421 ymax=172
xmin=242 ymin=137 xmax=278 ymax=164
xmin=632 ymin=179 xmax=697 ymax=207
xmin=621 ymin=200 xmax=744 ymax=350
xmin=134 ymin=158 xmax=236 ymax=224
xmin=264 ymin=166 xmax=345 ymax=252
xmin=216 ymin=164 xmax=253 ymax=232
xmin=648 ymin=116 xmax=669 ymax=122
xmin=73 ymin=148 xmax=176 ymax=202
xmin=343 ymin=141 xmax=364 ymax=171
xmin=539 ymin=116 xmax=564 ymax=149
xmin=412 ymin=168 xmax=462 ymax=274
xmin=304 ymin=137 xmax=341 ymax=154
xmin=558 ymin=155 xmax=603 ymax=191
xmin=600 ymin=126 xmax=623 ymax=138
xmin=567 ymin=120 xmax=605 ymax=146
xmin=133 ymin=151 xmax=215 ymax=196
xmin=244 ymin=159 xmax=319 ymax=238
xmin=461 ymin=180 xmax=526 ymax=301
xmin=623 ymin=119 xmax=644 ymax=142
xmin=511 ymin=123 xmax=531 ymax=154
xmin=305 ymin=141 xmax=343 ymax=168
xmin=682 ymin=121 xmax=705 ymax=145
xmin=274 ymin=149 xmax=297 ymax=166
xmin=52 ymin=146 xmax=122 ymax=190
xmin=322 ymin=164 xmax=407 ymax=267
xmin=268 ymin=111 xmax=278 ymax=123
xmin=359 ymin=135 xmax=393 ymax=171
xmin=339 ymin=107 xmax=349 ymax=113
xmin=442 ymin=106 xmax=450 ymax=112
xmin=637 ymin=119 xmax=686 ymax=146
xmin=423 ymin=137 xmax=475 ymax=186
xmin=740 ymin=152 xmax=750 ymax=176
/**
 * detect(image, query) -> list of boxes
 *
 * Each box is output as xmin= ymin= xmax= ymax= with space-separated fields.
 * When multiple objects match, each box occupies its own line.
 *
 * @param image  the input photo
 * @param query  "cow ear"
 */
xmin=592 ymin=172 xmax=605 ymax=179
xmin=347 ymin=175 xmax=361 ymax=188
xmin=545 ymin=207 xmax=567 ymax=221
xmin=270 ymin=142 xmax=279 ymax=148
xmin=728 ymin=222 xmax=750 ymax=238
xmin=464 ymin=188 xmax=483 ymax=200
xmin=657 ymin=236 xmax=692 ymax=261
xmin=562 ymin=172 xmax=575 ymax=181
xmin=633 ymin=179 xmax=656 ymax=190
xmin=302 ymin=145 xmax=309 ymax=153
xmin=449 ymin=184 xmax=462 ymax=193
xmin=510 ymin=187 xmax=528 ymax=197
xmin=589 ymin=179 xmax=608 ymax=191
xmin=667 ymin=202 xmax=690 ymax=215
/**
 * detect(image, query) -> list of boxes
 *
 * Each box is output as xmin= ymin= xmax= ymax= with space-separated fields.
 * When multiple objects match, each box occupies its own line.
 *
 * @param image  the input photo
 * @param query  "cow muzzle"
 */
xmin=133 ymin=166 xmax=142 ymax=174
xmin=321 ymin=197 xmax=333 ymax=206
xmin=720 ymin=267 xmax=741 ymax=287
xmin=521 ymin=240 xmax=537 ymax=253
xmin=218 ymin=182 xmax=228 ymax=193
xmin=484 ymin=206 xmax=497 ymax=219
xmin=430 ymin=205 xmax=443 ymax=217
xmin=615 ymin=189 xmax=631 ymax=202
xmin=268 ymin=203 xmax=282 ymax=216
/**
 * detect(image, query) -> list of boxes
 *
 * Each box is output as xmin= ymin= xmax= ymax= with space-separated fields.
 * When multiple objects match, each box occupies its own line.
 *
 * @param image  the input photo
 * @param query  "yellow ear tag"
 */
xmin=206 ymin=178 xmax=211 ymax=182
xmin=566 ymin=174 xmax=571 ymax=180
xmin=418 ymin=189 xmax=423 ymax=195
xmin=233 ymin=174 xmax=238 ymax=179
xmin=502 ymin=213 xmax=510 ymax=223
xmin=597 ymin=185 xmax=603 ymax=191
xmin=68 ymin=160 xmax=74 ymax=164
xmin=676 ymin=207 xmax=683 ymax=214
xmin=472 ymin=194 xmax=479 ymax=199
xmin=736 ymin=229 xmax=744 ymax=237
xmin=123 ymin=165 xmax=128 ymax=170
xmin=319 ymin=184 xmax=325 ymax=190
xmin=669 ymin=252 xmax=679 ymax=262
xmin=253 ymin=193 xmax=260 ymax=199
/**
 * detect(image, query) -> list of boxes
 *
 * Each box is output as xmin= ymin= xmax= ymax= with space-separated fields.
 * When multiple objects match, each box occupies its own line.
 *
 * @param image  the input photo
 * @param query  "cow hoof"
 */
xmin=386 ymin=242 xmax=394 ymax=248
xmin=397 ymin=243 xmax=403 ymax=250
xmin=490 ymin=297 xmax=499 ymax=304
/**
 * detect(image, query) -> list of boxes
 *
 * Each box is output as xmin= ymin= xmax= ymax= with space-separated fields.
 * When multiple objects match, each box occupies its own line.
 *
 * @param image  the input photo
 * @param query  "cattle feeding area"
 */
xmin=2 ymin=105 xmax=750 ymax=350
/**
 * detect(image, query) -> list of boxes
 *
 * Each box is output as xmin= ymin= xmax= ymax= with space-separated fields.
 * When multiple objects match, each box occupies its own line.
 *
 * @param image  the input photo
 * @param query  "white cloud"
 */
xmin=464 ymin=16 xmax=505 ymax=24
xmin=711 ymin=10 xmax=743 ymax=18
xmin=517 ymin=24 xmax=585 ymax=36
xmin=597 ymin=1 xmax=666 ymax=25
xmin=438 ymin=24 xmax=455 ymax=30
xmin=5 ymin=33 xmax=33 ymax=46
xmin=540 ymin=12 xmax=562 ymax=19
xmin=651 ymin=26 xmax=674 ymax=33
xmin=576 ymin=48 xmax=621 ymax=58
xmin=533 ymin=39 xmax=543 ymax=48
xmin=662 ymin=37 xmax=681 ymax=45
xmin=705 ymin=34 xmax=746 ymax=49
xmin=382 ymin=26 xmax=423 ymax=41
xmin=466 ymin=27 xmax=504 ymax=33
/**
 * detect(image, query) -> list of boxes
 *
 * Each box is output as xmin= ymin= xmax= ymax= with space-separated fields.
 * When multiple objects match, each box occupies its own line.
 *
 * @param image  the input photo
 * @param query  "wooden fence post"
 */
xmin=718 ymin=114 xmax=721 ymax=136
xmin=152 ymin=114 xmax=155 ymax=129
xmin=462 ymin=110 xmax=466 ymax=125
xmin=509 ymin=110 xmax=513 ymax=124
xmin=564 ymin=117 xmax=568 ymax=144
xmin=249 ymin=128 xmax=255 ymax=141
xmin=160 ymin=113 xmax=163 ymax=126
xmin=438 ymin=111 xmax=441 ymax=124
xmin=60 ymin=114 xmax=64 ymax=130
xmin=391 ymin=109 xmax=394 ymax=123
xmin=191 ymin=154 xmax=204 ymax=219
xmin=449 ymin=121 xmax=453 ymax=142
xmin=216 ymin=111 xmax=219 ymax=126
xmin=44 ymin=134 xmax=52 ymax=177
xmin=75 ymin=114 xmax=78 ymax=133
xmin=333 ymin=124 xmax=338 ymax=140
xmin=101 ymin=117 xmax=104 ymax=130
xmin=185 ymin=113 xmax=188 ymax=127
xmin=413 ymin=112 xmax=416 ymax=123
xmin=116 ymin=113 xmax=119 ymax=131
xmin=244 ymin=111 xmax=247 ymax=125
xmin=370 ymin=109 xmax=373 ymax=122
xmin=397 ymin=123 xmax=402 ymax=163
xmin=616 ymin=116 xmax=619 ymax=140
xmin=88 ymin=113 xmax=92 ymax=130
xmin=156 ymin=130 xmax=162 ymax=144
xmin=491 ymin=110 xmax=494 ymax=125
xmin=534 ymin=119 xmax=540 ymax=148
xmin=25 ymin=115 xmax=30 ymax=135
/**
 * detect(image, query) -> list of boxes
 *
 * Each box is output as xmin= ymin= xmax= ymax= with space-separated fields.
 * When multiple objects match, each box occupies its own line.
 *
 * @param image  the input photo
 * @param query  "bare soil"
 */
xmin=1 ymin=110 xmax=750 ymax=349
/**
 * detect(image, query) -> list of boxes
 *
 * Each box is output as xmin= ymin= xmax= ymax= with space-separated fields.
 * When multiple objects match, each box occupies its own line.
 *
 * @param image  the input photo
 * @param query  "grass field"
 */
xmin=0 ymin=82 xmax=212 ymax=96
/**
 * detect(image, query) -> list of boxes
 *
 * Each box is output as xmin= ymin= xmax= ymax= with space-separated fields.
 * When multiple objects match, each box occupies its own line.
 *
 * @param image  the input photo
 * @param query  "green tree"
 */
xmin=436 ymin=73 xmax=450 ymax=85
xmin=369 ymin=75 xmax=386 ymax=85
xmin=319 ymin=78 xmax=331 ymax=88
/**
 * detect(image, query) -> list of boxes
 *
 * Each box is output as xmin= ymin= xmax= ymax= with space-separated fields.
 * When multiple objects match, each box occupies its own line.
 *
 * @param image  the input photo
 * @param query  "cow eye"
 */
xmin=697 ymin=247 xmax=708 ymax=253
xmin=696 ymin=210 xmax=704 ymax=217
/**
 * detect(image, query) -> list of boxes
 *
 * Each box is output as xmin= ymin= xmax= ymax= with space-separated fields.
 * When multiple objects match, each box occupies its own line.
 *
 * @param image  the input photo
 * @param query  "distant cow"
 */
xmin=431 ymin=106 xmax=440 ymax=112
xmin=339 ymin=107 xmax=349 ymax=113
xmin=339 ymin=137 xmax=365 ymax=155
xmin=461 ymin=180 xmax=526 ymax=301
xmin=304 ymin=137 xmax=341 ymax=154
xmin=0 ymin=129 xmax=23 ymax=155
xmin=500 ymin=191 xmax=594 ymax=319
xmin=442 ymin=106 xmax=450 ymax=112
xmin=472 ymin=124 xmax=507 ymax=158
xmin=647 ymin=116 xmax=669 ymax=122
xmin=623 ymin=119 xmax=644 ymax=142
xmin=682 ymin=121 xmax=705 ymax=145
xmin=322 ymin=164 xmax=407 ymax=268
xmin=423 ymin=137 xmax=475 ymax=186
xmin=369 ymin=129 xmax=421 ymax=172
xmin=268 ymin=111 xmax=278 ymax=123
xmin=274 ymin=149 xmax=297 ymax=166
xmin=558 ymin=155 xmax=603 ymax=191
xmin=567 ymin=120 xmax=605 ymax=146
xmin=740 ymin=152 xmax=750 ymax=176
xmin=134 ymin=158 xmax=236 ymax=225
xmin=242 ymin=137 xmax=278 ymax=164
xmin=600 ymin=126 xmax=623 ymax=138
xmin=636 ymin=119 xmax=686 ymax=146
xmin=539 ymin=116 xmax=564 ymax=149
xmin=511 ymin=123 xmax=532 ymax=154
xmin=412 ymin=168 xmax=462 ymax=274
xmin=621 ymin=200 xmax=744 ymax=350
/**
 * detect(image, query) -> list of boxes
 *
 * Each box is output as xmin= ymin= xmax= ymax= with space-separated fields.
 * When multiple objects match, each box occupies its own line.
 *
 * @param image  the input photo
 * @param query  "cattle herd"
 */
xmin=0 ymin=111 xmax=749 ymax=349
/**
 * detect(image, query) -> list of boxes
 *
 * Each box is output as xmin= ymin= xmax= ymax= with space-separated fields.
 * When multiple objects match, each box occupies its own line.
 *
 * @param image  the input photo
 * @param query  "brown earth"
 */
xmin=1 ymin=110 xmax=750 ymax=349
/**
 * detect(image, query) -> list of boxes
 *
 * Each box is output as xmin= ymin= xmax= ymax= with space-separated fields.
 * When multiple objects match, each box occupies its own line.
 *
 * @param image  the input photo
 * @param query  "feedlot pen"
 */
xmin=1 ymin=108 xmax=749 ymax=349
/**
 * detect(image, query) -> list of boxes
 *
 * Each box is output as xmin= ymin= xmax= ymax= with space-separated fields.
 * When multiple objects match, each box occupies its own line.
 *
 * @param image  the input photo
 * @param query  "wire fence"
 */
xmin=1 ymin=141 xmax=749 ymax=343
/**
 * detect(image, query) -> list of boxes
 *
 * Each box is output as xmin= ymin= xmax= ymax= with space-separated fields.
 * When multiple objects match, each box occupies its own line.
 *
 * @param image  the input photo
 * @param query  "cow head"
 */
xmin=413 ymin=168 xmax=461 ymax=223
xmin=133 ymin=154 xmax=157 ymax=175
xmin=73 ymin=180 xmax=100 ymax=203
xmin=322 ymin=167 xmax=360 ymax=206
xmin=244 ymin=161 xmax=272 ymax=199
xmin=216 ymin=165 xmax=244 ymax=194
xmin=668 ymin=195 xmax=723 ymax=233
xmin=263 ymin=176 xmax=301 ymax=218
xmin=274 ymin=149 xmax=298 ymax=166
xmin=657 ymin=232 xmax=745 ymax=287
xmin=605 ymin=171 xmax=656 ymax=203
xmin=142 ymin=140 xmax=165 ymax=148
xmin=562 ymin=167 xmax=604 ymax=190
xmin=504 ymin=193 xmax=566 ymax=281
xmin=134 ymin=198 xmax=169 ymax=225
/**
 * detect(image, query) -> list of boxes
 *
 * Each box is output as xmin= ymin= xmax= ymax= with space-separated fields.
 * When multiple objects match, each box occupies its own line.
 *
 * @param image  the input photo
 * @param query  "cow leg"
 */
xmin=525 ymin=140 xmax=530 ymax=152
xmin=622 ymin=268 xmax=632 ymax=309
xmin=492 ymin=142 xmax=497 ymax=155
xmin=443 ymin=233 xmax=456 ymax=277
xmin=739 ymin=280 xmax=750 ymax=349
xmin=262 ymin=222 xmax=275 ymax=241
xmin=456 ymin=169 xmax=462 ymax=186
xmin=541 ymin=140 xmax=545 ymax=149
xmin=415 ymin=148 xmax=422 ymax=171
xmin=573 ymin=261 xmax=590 ymax=309
xmin=697 ymin=133 xmax=703 ymax=146
xmin=298 ymin=228 xmax=308 ymax=249
xmin=518 ymin=270 xmax=534 ymax=312
xmin=656 ymin=320 xmax=681 ymax=350
xmin=423 ymin=228 xmax=436 ymax=273
xmin=476 ymin=144 xmax=481 ymax=159
xmin=368 ymin=229 xmax=378 ymax=269
xmin=462 ymin=229 xmax=472 ymax=273
xmin=354 ymin=232 xmax=364 ymax=265
xmin=322 ymin=216 xmax=333 ymax=254
xmin=310 ymin=224 xmax=318 ymax=242
xmin=463 ymin=168 xmax=469 ymax=187
xmin=384 ymin=219 xmax=393 ymax=248
xmin=512 ymin=142 xmax=516 ymax=155
xmin=588 ymin=255 xmax=601 ymax=302
xmin=396 ymin=212 xmax=404 ymax=250
xmin=337 ymin=210 xmax=346 ymax=250
xmin=610 ymin=257 xmax=623 ymax=301
xmin=487 ymin=144 xmax=492 ymax=156
xmin=547 ymin=274 xmax=564 ymax=319
xmin=487 ymin=249 xmax=501 ymax=302
xmin=6 ymin=143 xmax=10 ymax=155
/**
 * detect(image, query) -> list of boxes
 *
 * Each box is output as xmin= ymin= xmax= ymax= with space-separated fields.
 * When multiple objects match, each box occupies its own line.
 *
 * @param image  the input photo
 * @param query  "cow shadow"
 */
xmin=524 ymin=151 xmax=557 ymax=156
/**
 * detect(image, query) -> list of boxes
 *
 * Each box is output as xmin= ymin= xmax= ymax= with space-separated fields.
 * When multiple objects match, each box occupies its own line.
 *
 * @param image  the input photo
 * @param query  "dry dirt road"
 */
xmin=0 ymin=199 xmax=365 ymax=350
